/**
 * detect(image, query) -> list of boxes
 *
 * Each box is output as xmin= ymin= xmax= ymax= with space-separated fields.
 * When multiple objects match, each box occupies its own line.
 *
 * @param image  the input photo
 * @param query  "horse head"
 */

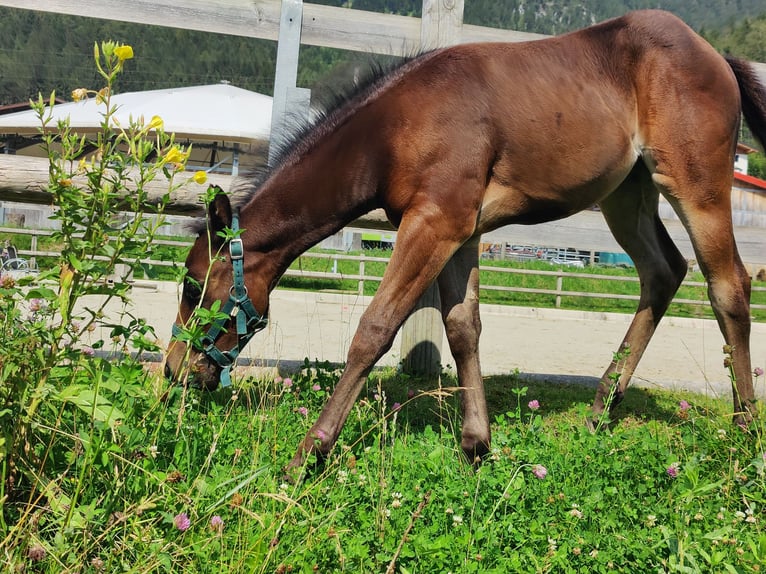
xmin=165 ymin=189 xmax=268 ymax=390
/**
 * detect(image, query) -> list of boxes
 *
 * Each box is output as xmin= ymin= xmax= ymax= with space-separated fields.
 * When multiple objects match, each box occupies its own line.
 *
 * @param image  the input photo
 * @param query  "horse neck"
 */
xmin=239 ymin=132 xmax=379 ymax=289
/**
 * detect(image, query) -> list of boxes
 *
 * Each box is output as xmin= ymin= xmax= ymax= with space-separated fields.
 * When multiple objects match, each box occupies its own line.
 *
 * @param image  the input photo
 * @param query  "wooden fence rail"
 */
xmin=4 ymin=227 xmax=764 ymax=313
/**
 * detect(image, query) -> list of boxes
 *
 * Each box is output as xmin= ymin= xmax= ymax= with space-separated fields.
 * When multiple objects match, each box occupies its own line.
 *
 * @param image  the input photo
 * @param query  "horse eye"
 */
xmin=183 ymin=277 xmax=202 ymax=304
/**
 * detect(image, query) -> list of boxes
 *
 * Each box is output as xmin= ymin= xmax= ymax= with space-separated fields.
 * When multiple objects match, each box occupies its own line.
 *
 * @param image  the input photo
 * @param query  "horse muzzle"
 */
xmin=164 ymin=343 xmax=223 ymax=391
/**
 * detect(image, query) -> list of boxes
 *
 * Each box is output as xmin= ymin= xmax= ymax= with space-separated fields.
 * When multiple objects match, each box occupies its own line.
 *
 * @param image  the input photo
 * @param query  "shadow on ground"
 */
xmin=374 ymin=370 xmax=691 ymax=433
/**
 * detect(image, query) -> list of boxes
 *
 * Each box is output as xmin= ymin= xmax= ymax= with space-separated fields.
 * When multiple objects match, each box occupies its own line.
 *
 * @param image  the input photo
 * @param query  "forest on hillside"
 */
xmin=1 ymin=1 xmax=765 ymax=107
xmin=315 ymin=0 xmax=766 ymax=34
xmin=1 ymin=1 xmax=766 ymax=174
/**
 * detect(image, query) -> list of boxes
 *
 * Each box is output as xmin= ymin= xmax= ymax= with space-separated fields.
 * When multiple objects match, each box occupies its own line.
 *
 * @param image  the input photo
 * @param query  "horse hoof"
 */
xmin=281 ymin=464 xmax=304 ymax=485
xmin=462 ymin=441 xmax=490 ymax=466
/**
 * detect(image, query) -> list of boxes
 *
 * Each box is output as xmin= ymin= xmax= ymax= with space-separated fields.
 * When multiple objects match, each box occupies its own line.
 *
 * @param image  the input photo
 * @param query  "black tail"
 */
xmin=726 ymin=56 xmax=766 ymax=150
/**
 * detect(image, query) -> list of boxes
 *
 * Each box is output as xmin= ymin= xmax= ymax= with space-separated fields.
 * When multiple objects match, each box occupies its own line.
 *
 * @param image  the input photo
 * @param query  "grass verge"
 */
xmin=3 ymin=362 xmax=764 ymax=573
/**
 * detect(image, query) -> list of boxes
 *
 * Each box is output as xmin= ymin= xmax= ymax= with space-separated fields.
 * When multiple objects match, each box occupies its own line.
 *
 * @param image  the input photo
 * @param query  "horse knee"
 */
xmin=349 ymin=317 xmax=396 ymax=364
xmin=443 ymin=303 xmax=481 ymax=358
xmin=709 ymin=274 xmax=751 ymax=324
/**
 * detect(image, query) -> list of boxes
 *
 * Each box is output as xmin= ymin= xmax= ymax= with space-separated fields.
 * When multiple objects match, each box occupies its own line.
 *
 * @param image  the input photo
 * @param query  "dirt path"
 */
xmin=88 ymin=282 xmax=766 ymax=401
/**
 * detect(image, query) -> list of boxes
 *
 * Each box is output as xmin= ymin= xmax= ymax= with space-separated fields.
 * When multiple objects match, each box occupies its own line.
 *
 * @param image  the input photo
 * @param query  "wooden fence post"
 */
xmin=401 ymin=282 xmax=443 ymax=375
xmin=400 ymin=0 xmax=465 ymax=376
xmin=358 ymin=254 xmax=365 ymax=296
xmin=269 ymin=0 xmax=311 ymax=167
xmin=30 ymin=232 xmax=37 ymax=269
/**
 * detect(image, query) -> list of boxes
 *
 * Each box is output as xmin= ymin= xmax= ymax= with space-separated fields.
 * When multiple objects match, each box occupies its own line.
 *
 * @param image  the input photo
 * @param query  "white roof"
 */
xmin=0 ymin=83 xmax=272 ymax=143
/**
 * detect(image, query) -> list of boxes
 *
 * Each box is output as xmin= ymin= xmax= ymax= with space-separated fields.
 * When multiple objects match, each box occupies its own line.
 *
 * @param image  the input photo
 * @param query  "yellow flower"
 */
xmin=95 ymin=87 xmax=110 ymax=104
xmin=58 ymin=178 xmax=72 ymax=187
xmin=71 ymin=88 xmax=88 ymax=102
xmin=114 ymin=45 xmax=134 ymax=61
xmin=163 ymin=147 xmax=185 ymax=165
xmin=148 ymin=115 xmax=164 ymax=130
xmin=192 ymin=171 xmax=208 ymax=185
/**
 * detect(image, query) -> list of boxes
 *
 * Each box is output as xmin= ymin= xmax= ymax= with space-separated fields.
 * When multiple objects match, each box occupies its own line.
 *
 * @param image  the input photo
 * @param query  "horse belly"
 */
xmin=477 ymin=150 xmax=636 ymax=231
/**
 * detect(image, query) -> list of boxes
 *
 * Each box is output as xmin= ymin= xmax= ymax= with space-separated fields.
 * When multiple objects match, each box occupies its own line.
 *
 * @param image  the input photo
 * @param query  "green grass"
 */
xmin=3 ymin=361 xmax=765 ymax=573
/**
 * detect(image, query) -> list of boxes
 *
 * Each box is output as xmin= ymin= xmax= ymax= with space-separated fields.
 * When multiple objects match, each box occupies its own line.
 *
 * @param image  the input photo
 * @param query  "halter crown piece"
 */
xmin=172 ymin=210 xmax=267 ymax=388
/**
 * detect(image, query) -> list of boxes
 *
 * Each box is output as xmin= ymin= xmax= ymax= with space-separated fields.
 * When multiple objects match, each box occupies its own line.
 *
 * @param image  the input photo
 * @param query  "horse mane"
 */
xmin=235 ymin=52 xmax=429 ymax=196
xmin=184 ymin=51 xmax=430 ymax=235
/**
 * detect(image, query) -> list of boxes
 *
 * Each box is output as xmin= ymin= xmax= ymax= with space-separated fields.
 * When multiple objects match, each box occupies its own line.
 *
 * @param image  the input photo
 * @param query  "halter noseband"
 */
xmin=172 ymin=210 xmax=267 ymax=388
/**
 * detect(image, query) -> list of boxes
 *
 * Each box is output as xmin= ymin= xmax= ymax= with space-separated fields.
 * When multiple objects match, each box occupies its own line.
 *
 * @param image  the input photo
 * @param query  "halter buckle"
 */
xmin=229 ymin=237 xmax=244 ymax=260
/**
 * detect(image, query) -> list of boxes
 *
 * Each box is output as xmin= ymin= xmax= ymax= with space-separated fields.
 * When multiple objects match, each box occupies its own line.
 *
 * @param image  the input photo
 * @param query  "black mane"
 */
xmin=235 ymin=51 xmax=428 ymax=198
xmin=186 ymin=51 xmax=429 ymax=235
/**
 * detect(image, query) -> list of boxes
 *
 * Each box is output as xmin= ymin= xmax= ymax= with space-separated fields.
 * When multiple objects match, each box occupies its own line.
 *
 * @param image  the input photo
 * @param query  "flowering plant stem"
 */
xmin=0 ymin=40 xmax=205 ymax=533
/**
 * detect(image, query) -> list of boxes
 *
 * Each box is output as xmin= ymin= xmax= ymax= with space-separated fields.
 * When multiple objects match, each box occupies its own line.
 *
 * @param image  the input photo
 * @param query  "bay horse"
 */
xmin=166 ymin=10 xmax=766 ymax=473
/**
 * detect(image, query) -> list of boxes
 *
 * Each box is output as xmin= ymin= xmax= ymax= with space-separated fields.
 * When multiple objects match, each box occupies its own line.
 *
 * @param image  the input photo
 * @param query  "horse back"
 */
xmin=372 ymin=10 xmax=740 ymax=227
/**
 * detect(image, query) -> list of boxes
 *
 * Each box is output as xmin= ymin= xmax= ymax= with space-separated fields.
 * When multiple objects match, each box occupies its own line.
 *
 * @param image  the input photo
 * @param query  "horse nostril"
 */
xmin=164 ymin=364 xmax=173 ymax=380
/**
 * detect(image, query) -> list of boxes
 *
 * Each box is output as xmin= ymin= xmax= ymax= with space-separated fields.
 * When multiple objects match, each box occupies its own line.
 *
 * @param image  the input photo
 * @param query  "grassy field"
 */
xmin=3 ymin=360 xmax=765 ymax=573
xmin=2 ymin=233 xmax=765 ymax=572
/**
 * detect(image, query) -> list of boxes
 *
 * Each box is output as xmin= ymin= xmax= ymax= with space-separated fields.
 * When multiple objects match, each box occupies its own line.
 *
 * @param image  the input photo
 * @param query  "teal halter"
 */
xmin=172 ymin=211 xmax=267 ymax=388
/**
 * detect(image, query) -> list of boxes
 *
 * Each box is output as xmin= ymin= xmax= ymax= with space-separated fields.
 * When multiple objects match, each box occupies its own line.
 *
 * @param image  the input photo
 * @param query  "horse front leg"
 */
xmin=437 ymin=237 xmax=490 ymax=463
xmin=284 ymin=216 xmax=469 ymax=476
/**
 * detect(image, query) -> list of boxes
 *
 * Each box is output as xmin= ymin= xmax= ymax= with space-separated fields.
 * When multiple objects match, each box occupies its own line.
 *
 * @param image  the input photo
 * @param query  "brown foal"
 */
xmin=166 ymin=10 xmax=766 ymax=473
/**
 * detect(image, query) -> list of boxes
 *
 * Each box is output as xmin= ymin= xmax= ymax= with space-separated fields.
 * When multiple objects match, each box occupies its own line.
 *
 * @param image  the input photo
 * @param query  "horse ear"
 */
xmin=207 ymin=186 xmax=233 ymax=234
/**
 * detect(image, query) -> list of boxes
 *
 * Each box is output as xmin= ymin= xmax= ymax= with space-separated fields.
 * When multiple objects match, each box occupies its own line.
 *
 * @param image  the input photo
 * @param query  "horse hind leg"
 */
xmin=655 ymin=173 xmax=755 ymax=422
xmin=437 ymin=237 xmax=490 ymax=463
xmin=592 ymin=165 xmax=689 ymax=420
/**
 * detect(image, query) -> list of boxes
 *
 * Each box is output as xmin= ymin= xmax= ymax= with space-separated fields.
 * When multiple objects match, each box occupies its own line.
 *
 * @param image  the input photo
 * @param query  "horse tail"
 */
xmin=726 ymin=56 xmax=766 ymax=149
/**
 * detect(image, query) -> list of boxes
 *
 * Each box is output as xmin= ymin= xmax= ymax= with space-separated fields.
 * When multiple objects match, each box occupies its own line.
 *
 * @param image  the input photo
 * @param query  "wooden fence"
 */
xmin=4 ymin=227 xmax=764 ymax=313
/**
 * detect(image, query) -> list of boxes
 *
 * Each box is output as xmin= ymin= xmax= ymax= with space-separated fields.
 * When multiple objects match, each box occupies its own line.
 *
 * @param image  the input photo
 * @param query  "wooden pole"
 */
xmin=269 ymin=0 xmax=311 ymax=166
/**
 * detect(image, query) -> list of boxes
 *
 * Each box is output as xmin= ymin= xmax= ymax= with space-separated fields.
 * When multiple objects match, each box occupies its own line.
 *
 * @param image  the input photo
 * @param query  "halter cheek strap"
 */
xmin=171 ymin=210 xmax=267 ymax=388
